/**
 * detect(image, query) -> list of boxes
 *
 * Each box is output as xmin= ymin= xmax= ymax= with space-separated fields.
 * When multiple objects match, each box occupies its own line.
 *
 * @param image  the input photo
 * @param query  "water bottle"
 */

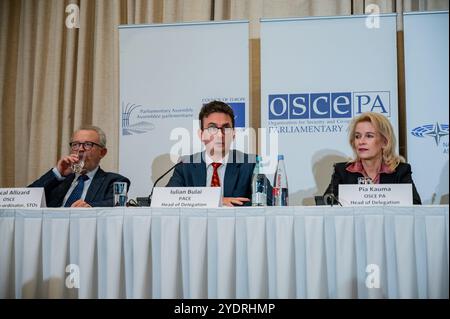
xmin=252 ymin=156 xmax=267 ymax=206
xmin=272 ymin=155 xmax=289 ymax=206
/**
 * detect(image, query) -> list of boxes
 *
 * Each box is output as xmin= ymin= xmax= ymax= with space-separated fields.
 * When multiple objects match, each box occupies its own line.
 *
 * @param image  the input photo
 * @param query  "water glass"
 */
xmin=113 ymin=182 xmax=128 ymax=206
xmin=71 ymin=152 xmax=85 ymax=174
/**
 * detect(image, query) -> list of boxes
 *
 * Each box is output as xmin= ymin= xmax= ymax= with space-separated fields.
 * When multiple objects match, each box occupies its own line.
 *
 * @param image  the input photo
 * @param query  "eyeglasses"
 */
xmin=69 ymin=141 xmax=103 ymax=151
xmin=204 ymin=126 xmax=234 ymax=135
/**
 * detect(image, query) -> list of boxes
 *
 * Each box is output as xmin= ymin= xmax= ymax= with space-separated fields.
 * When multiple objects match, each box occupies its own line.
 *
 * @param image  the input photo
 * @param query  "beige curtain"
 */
xmin=0 ymin=0 xmax=448 ymax=187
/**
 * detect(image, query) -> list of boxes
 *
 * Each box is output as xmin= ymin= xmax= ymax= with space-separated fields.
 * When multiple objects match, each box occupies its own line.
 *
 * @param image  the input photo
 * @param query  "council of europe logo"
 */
xmin=121 ymin=102 xmax=155 ymax=136
xmin=268 ymin=91 xmax=390 ymax=120
xmin=202 ymin=100 xmax=246 ymax=127
xmin=228 ymin=102 xmax=245 ymax=128
xmin=411 ymin=123 xmax=449 ymax=146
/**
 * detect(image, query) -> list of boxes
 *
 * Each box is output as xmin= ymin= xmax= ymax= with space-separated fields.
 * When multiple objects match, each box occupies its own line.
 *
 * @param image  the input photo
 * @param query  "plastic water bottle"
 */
xmin=272 ymin=155 xmax=289 ymax=206
xmin=252 ymin=156 xmax=267 ymax=206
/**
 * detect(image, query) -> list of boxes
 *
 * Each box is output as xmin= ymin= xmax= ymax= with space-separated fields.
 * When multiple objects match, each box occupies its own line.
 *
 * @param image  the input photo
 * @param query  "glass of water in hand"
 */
xmin=71 ymin=152 xmax=85 ymax=174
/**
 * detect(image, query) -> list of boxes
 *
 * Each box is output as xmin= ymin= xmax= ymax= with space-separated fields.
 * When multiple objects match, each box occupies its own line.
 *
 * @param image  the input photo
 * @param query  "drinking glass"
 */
xmin=71 ymin=151 xmax=85 ymax=174
xmin=113 ymin=182 xmax=128 ymax=206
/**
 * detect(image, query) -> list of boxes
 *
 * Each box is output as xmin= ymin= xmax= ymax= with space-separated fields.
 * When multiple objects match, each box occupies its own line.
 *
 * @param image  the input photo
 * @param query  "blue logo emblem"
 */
xmin=228 ymin=102 xmax=245 ymax=128
xmin=411 ymin=123 xmax=449 ymax=146
xmin=268 ymin=91 xmax=390 ymax=120
xmin=122 ymin=102 xmax=155 ymax=136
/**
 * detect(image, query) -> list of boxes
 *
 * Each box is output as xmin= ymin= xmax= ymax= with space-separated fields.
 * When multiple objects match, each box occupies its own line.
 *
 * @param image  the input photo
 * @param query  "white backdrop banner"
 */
xmin=404 ymin=11 xmax=449 ymax=205
xmin=260 ymin=15 xmax=399 ymax=205
xmin=119 ymin=21 xmax=249 ymax=199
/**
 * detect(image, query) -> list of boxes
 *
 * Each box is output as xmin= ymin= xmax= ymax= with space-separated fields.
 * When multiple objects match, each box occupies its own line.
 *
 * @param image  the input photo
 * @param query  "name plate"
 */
xmin=339 ymin=184 xmax=413 ymax=206
xmin=0 ymin=188 xmax=46 ymax=208
xmin=151 ymin=187 xmax=221 ymax=208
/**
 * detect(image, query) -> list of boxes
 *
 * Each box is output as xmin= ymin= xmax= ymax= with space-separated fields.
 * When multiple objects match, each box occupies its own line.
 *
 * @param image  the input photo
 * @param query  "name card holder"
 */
xmin=0 ymin=188 xmax=46 ymax=208
xmin=151 ymin=187 xmax=221 ymax=208
xmin=338 ymin=184 xmax=413 ymax=206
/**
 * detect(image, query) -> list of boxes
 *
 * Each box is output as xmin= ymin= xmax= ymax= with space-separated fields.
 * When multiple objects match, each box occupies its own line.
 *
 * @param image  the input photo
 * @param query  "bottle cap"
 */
xmin=278 ymin=155 xmax=284 ymax=160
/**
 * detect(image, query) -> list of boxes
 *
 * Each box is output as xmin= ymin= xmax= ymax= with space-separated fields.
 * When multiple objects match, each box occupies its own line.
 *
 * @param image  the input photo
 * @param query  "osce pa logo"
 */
xmin=268 ymin=91 xmax=390 ymax=120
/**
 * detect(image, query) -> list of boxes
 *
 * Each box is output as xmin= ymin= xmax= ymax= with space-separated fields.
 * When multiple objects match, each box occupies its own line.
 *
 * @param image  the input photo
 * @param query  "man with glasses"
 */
xmin=167 ymin=100 xmax=270 ymax=207
xmin=29 ymin=126 xmax=130 ymax=207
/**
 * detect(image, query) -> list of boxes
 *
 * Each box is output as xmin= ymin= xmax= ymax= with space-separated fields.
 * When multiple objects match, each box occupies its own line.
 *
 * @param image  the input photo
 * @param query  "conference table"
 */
xmin=0 ymin=205 xmax=448 ymax=299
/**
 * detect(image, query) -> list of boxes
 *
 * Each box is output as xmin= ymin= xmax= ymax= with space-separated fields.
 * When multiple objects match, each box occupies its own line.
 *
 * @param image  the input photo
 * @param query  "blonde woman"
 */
xmin=324 ymin=112 xmax=421 ymax=204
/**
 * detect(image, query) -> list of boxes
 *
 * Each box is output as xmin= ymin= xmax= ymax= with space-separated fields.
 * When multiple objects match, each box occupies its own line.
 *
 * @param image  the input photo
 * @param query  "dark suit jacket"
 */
xmin=166 ymin=150 xmax=272 ymax=206
xmin=324 ymin=162 xmax=422 ymax=205
xmin=28 ymin=167 xmax=131 ymax=207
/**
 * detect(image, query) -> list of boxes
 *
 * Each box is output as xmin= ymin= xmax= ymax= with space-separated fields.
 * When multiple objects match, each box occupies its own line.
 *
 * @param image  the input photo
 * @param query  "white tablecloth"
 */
xmin=0 ymin=206 xmax=448 ymax=299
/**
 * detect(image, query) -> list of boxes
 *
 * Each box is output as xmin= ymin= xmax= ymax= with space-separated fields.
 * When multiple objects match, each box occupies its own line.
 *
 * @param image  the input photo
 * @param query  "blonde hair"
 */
xmin=348 ymin=112 xmax=404 ymax=171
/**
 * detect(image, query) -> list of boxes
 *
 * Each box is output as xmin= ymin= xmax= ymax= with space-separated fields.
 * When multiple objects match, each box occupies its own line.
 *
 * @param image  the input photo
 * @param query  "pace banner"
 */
xmin=404 ymin=11 xmax=449 ymax=204
xmin=119 ymin=21 xmax=249 ymax=199
xmin=261 ymin=15 xmax=399 ymax=205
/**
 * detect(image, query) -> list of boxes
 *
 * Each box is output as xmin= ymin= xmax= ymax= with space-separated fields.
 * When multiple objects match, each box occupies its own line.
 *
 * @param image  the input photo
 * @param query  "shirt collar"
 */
xmin=75 ymin=165 xmax=99 ymax=180
xmin=203 ymin=151 xmax=229 ymax=167
xmin=346 ymin=160 xmax=393 ymax=175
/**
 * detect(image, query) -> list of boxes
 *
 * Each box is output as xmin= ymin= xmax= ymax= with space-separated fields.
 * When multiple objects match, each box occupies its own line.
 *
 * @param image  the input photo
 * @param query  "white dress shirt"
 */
xmin=203 ymin=152 xmax=229 ymax=197
xmin=52 ymin=166 xmax=99 ymax=207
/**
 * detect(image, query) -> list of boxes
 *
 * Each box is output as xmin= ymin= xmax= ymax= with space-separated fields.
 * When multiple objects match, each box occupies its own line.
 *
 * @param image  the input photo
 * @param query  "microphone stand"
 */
xmin=135 ymin=161 xmax=183 ymax=206
xmin=325 ymin=163 xmax=342 ymax=207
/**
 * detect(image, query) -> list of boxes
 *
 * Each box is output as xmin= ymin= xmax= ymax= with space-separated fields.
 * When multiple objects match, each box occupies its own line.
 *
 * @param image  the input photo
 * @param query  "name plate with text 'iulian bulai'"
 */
xmin=0 ymin=188 xmax=46 ymax=208
xmin=339 ymin=184 xmax=413 ymax=206
xmin=151 ymin=187 xmax=221 ymax=208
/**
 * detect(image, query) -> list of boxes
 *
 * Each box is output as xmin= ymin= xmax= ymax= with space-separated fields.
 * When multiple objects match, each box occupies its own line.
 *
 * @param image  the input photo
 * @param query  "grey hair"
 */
xmin=74 ymin=125 xmax=107 ymax=147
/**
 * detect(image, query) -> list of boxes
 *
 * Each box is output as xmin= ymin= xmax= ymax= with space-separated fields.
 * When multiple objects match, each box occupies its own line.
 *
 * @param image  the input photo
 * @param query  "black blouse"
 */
xmin=324 ymin=162 xmax=422 ymax=205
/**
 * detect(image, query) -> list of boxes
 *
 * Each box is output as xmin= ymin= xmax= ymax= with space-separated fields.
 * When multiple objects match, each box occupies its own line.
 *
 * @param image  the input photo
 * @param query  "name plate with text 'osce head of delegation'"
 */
xmin=151 ymin=187 xmax=222 ymax=208
xmin=339 ymin=184 xmax=413 ymax=206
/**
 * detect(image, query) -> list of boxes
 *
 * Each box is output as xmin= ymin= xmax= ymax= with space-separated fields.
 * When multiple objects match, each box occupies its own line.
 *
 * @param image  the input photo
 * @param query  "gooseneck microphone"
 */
xmin=324 ymin=163 xmax=343 ymax=207
xmin=149 ymin=160 xmax=183 ymax=205
xmin=134 ymin=161 xmax=183 ymax=207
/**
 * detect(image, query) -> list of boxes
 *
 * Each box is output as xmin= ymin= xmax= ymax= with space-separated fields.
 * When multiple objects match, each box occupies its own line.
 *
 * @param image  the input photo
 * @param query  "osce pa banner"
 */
xmin=404 ymin=11 xmax=449 ymax=204
xmin=261 ymin=15 xmax=398 ymax=205
xmin=119 ymin=21 xmax=249 ymax=199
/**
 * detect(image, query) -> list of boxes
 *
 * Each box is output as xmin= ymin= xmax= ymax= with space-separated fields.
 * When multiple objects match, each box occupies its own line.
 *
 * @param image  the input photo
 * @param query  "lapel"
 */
xmin=85 ymin=167 xmax=106 ymax=203
xmin=192 ymin=154 xmax=207 ymax=186
xmin=349 ymin=173 xmax=361 ymax=184
xmin=51 ymin=174 xmax=76 ymax=206
xmin=223 ymin=150 xmax=240 ymax=196
xmin=379 ymin=173 xmax=395 ymax=183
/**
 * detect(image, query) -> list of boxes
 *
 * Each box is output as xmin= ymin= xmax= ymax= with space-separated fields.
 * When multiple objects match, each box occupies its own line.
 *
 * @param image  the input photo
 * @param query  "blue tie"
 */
xmin=64 ymin=175 xmax=89 ymax=207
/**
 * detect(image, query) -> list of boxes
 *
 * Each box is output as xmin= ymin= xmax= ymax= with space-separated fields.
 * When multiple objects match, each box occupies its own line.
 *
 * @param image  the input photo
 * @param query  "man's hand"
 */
xmin=70 ymin=199 xmax=92 ymax=208
xmin=57 ymin=154 xmax=79 ymax=176
xmin=222 ymin=197 xmax=250 ymax=207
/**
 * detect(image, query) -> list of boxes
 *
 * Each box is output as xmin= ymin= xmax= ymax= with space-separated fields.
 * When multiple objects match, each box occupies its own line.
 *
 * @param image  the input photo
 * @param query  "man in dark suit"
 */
xmin=29 ymin=126 xmax=130 ymax=207
xmin=167 ymin=101 xmax=269 ymax=207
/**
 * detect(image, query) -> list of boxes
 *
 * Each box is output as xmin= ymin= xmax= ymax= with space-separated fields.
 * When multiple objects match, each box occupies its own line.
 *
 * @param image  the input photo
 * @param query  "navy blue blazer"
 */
xmin=28 ymin=167 xmax=131 ymax=207
xmin=324 ymin=162 xmax=422 ymax=205
xmin=166 ymin=150 xmax=272 ymax=205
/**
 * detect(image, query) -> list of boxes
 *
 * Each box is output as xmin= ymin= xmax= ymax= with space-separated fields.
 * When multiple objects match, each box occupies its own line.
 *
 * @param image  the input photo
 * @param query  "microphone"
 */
xmin=148 ymin=160 xmax=183 ymax=205
xmin=135 ymin=160 xmax=183 ymax=206
xmin=324 ymin=163 xmax=342 ymax=207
